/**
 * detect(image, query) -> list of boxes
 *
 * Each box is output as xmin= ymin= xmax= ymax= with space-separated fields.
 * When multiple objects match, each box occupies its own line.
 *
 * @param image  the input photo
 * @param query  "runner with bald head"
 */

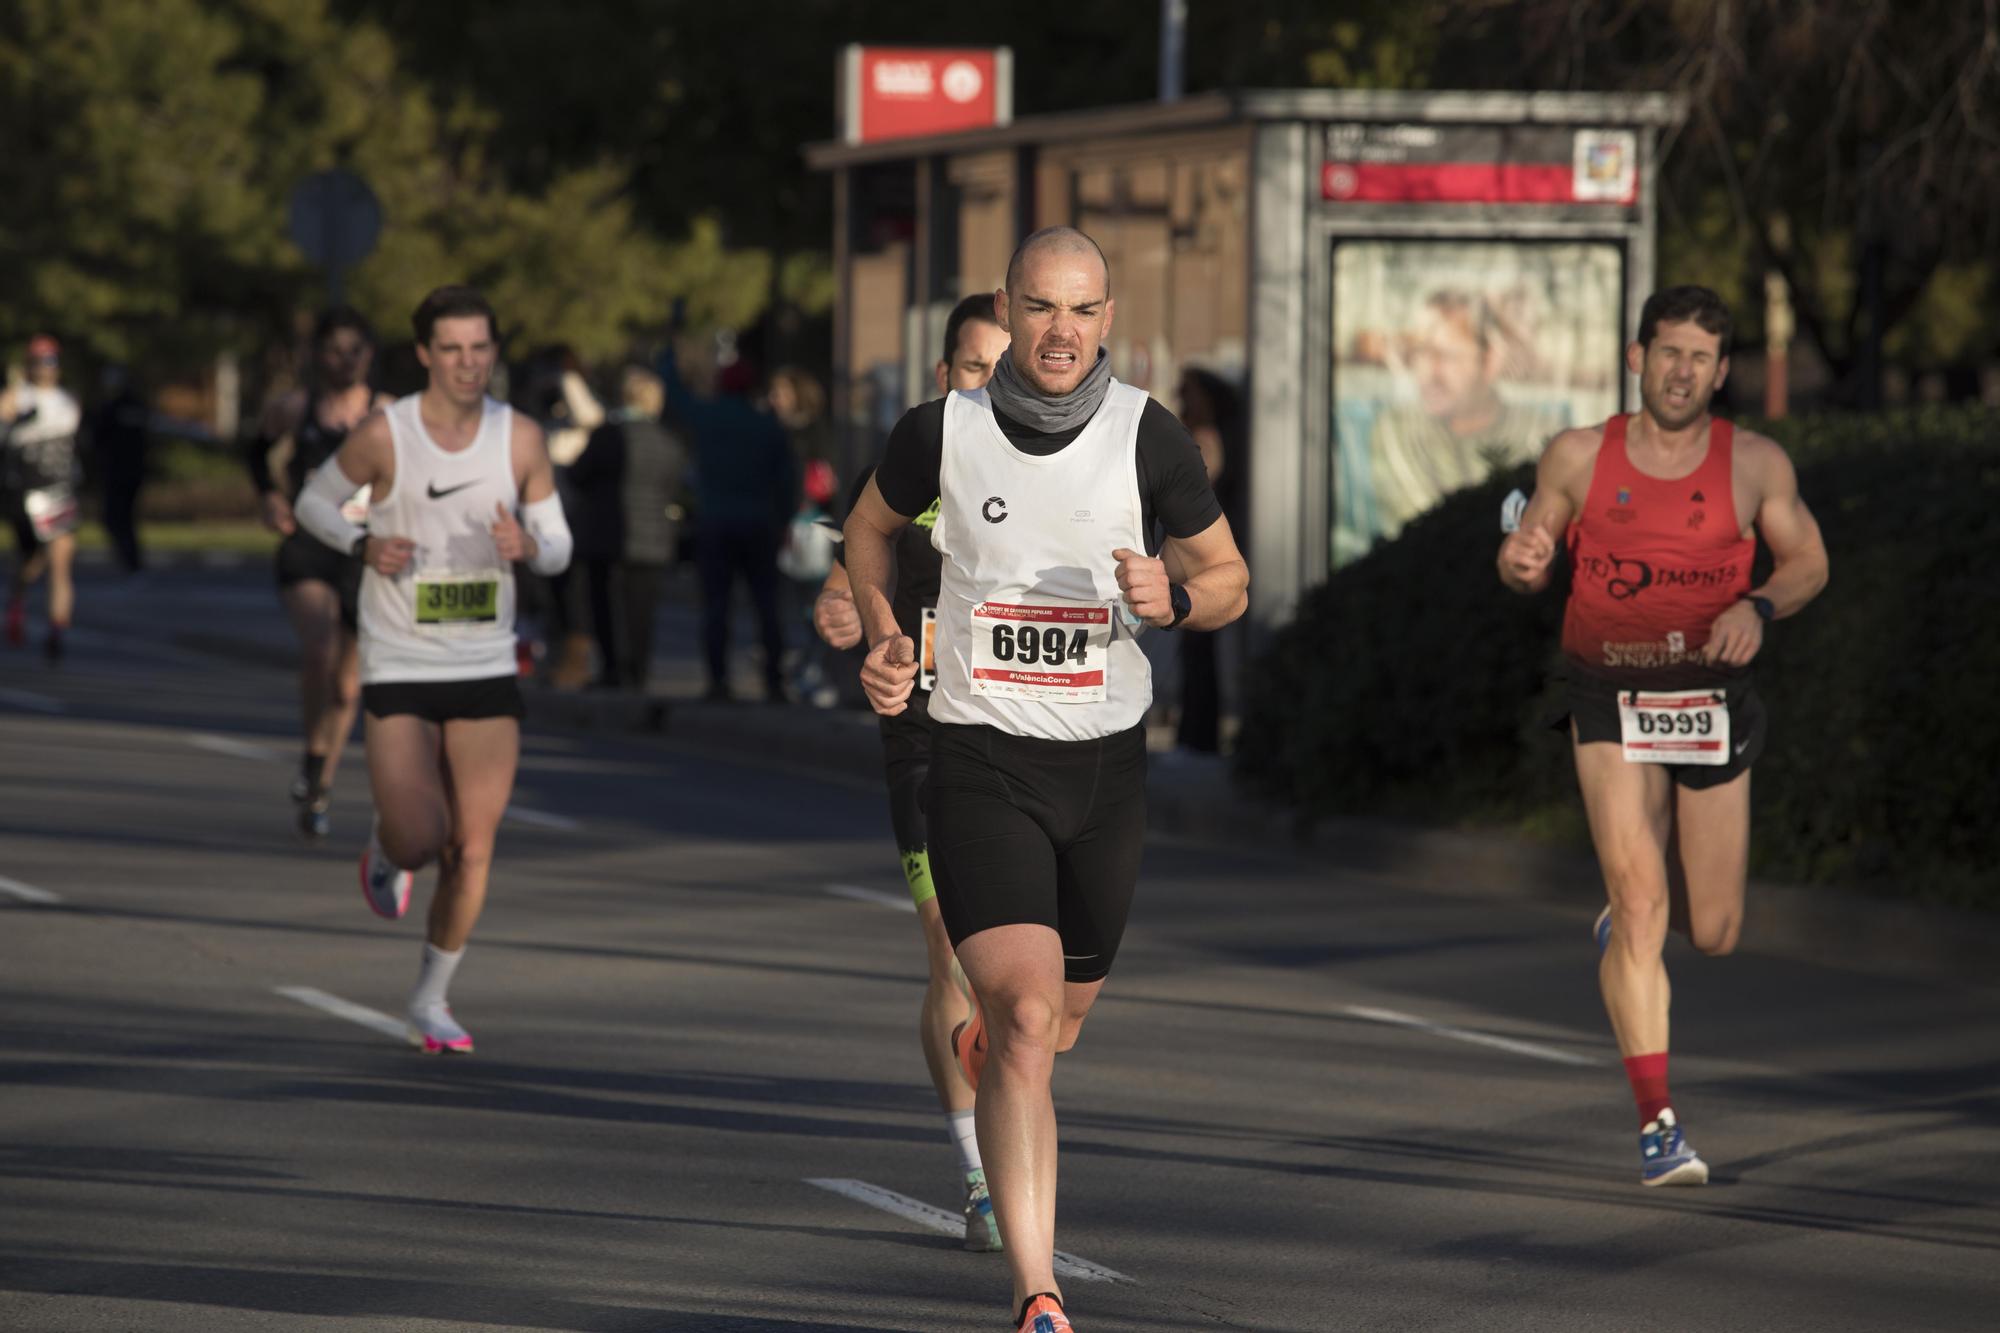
xmin=846 ymin=228 xmax=1249 ymax=1332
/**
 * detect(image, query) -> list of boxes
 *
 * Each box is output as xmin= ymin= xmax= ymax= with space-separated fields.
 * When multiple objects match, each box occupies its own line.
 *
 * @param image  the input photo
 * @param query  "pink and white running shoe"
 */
xmin=359 ymin=829 xmax=414 ymax=920
xmin=407 ymin=1004 xmax=474 ymax=1055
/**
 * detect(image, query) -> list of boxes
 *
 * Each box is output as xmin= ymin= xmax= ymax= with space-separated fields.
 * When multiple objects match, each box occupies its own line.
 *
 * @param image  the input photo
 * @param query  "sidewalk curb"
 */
xmin=168 ymin=626 xmax=2000 ymax=992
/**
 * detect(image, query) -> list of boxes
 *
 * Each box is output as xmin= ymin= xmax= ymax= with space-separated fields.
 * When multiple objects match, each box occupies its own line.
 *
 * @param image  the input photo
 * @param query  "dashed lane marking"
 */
xmin=1342 ymin=1004 xmax=1597 ymax=1066
xmin=0 ymin=875 xmax=63 ymax=905
xmin=275 ymin=986 xmax=409 ymax=1043
xmin=806 ymin=1178 xmax=1131 ymax=1283
xmin=824 ymin=883 xmax=917 ymax=913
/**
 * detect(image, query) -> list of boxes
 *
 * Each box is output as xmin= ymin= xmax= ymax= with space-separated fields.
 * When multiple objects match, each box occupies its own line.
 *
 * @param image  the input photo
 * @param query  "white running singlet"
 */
xmin=929 ymin=382 xmax=1153 ymax=741
xmin=358 ymin=394 xmax=519 ymax=685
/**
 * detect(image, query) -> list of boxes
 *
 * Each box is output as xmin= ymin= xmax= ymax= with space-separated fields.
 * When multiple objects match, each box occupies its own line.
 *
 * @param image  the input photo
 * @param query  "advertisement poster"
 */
xmin=1330 ymin=240 xmax=1626 ymax=566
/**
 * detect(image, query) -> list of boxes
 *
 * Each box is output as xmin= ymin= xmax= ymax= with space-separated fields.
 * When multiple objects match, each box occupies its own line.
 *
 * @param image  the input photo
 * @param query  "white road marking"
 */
xmin=505 ymin=806 xmax=581 ymax=832
xmin=806 ymin=1178 xmax=1131 ymax=1283
xmin=0 ymin=875 xmax=63 ymax=905
xmin=275 ymin=986 xmax=408 ymax=1042
xmin=1342 ymin=1004 xmax=1596 ymax=1067
xmin=824 ymin=883 xmax=916 ymax=913
xmin=189 ymin=733 xmax=280 ymax=763
xmin=0 ymin=686 xmax=65 ymax=714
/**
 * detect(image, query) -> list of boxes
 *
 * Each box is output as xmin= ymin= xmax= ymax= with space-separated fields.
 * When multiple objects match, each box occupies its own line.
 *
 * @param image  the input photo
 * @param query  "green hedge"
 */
xmin=1234 ymin=407 xmax=2000 ymax=908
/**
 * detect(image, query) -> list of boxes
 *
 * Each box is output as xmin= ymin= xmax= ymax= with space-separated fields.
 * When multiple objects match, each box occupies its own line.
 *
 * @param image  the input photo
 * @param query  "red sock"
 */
xmin=1623 ymin=1052 xmax=1671 ymax=1126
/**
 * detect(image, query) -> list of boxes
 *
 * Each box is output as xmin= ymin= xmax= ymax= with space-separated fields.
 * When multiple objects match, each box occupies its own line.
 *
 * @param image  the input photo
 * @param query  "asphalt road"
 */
xmin=2 ymin=567 xmax=1996 ymax=1332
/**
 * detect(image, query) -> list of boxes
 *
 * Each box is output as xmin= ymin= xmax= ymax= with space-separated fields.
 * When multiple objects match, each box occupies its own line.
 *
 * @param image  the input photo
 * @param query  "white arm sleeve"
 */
xmin=521 ymin=492 xmax=572 ymax=575
xmin=295 ymin=458 xmax=368 ymax=555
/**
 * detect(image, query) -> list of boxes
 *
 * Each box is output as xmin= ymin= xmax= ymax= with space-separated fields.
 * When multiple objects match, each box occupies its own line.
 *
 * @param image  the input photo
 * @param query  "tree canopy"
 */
xmin=3 ymin=1 xmax=1994 ymax=403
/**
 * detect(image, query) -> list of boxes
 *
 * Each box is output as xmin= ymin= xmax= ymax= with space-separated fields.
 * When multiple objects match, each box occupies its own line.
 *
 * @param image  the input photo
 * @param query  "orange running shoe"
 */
xmin=1017 ymin=1292 xmax=1072 ymax=1332
xmin=951 ymin=1005 xmax=987 ymax=1091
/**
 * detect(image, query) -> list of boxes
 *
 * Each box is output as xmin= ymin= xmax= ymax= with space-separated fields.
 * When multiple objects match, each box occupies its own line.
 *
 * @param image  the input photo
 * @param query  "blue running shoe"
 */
xmin=1640 ymin=1107 xmax=1708 ymax=1186
xmin=1593 ymin=905 xmax=1613 ymax=954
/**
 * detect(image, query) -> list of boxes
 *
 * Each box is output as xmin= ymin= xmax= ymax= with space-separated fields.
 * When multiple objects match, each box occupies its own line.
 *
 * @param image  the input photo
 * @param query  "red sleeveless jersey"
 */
xmin=1561 ymin=414 xmax=1754 ymax=683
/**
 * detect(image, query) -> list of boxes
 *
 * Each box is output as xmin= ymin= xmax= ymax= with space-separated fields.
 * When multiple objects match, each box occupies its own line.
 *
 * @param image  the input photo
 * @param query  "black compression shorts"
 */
xmin=925 ymin=720 xmax=1147 ymax=983
xmin=880 ymin=688 xmax=935 ymax=903
xmin=362 ymin=675 xmax=524 ymax=724
xmin=1560 ymin=674 xmax=1766 ymax=790
xmin=275 ymin=531 xmax=363 ymax=632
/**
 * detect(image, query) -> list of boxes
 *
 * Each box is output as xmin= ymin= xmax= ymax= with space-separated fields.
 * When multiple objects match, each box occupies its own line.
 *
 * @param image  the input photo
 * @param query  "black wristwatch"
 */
xmin=1164 ymin=582 xmax=1192 ymax=630
xmin=350 ymin=534 xmax=369 ymax=559
xmin=1746 ymin=594 xmax=1775 ymax=622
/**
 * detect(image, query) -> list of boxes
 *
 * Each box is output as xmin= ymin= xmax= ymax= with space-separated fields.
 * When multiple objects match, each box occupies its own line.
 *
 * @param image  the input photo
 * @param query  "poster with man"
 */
xmin=1330 ymin=240 xmax=1624 ymax=565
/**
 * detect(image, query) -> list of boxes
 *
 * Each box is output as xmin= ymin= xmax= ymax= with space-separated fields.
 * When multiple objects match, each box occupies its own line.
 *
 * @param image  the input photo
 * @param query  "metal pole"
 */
xmin=1159 ymin=0 xmax=1186 ymax=102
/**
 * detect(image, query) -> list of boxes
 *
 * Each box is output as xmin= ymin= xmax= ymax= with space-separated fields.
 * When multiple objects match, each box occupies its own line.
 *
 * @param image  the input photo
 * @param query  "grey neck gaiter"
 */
xmin=986 ymin=347 xmax=1113 ymax=435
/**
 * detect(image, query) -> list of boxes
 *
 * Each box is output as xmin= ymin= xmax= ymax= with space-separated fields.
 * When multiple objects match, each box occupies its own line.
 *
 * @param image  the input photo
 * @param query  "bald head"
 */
xmin=1004 ymin=226 xmax=1110 ymax=298
xmin=994 ymin=226 xmax=1116 ymax=398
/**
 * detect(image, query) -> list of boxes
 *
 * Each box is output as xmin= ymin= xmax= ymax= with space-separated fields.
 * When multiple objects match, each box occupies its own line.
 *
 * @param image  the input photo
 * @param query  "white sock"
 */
xmin=947 ymin=1108 xmax=983 ymax=1176
xmin=410 ymin=942 xmax=463 ymax=1015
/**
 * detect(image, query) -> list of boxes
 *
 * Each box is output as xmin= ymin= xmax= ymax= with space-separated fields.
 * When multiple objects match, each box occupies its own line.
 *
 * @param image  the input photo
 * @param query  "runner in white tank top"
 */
xmin=293 ymin=285 xmax=573 ymax=1057
xmin=843 ymin=229 xmax=1249 ymax=1333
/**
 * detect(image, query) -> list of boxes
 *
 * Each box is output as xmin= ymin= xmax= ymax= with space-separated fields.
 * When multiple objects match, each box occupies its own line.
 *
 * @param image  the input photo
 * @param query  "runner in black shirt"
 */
xmin=811 ymin=294 xmax=1011 ymax=1252
xmin=246 ymin=308 xmax=388 ymax=839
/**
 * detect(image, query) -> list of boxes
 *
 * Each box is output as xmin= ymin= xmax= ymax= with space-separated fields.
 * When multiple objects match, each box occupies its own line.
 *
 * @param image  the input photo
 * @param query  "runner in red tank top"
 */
xmin=1497 ymin=286 xmax=1829 ymax=1186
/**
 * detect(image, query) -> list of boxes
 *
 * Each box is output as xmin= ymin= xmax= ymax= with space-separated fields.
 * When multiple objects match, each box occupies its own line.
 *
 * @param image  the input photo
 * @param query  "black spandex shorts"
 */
xmin=925 ymin=720 xmax=1148 ymax=983
xmin=1560 ymin=674 xmax=1766 ymax=790
xmin=362 ymin=675 xmax=524 ymax=724
xmin=275 ymin=530 xmax=363 ymax=632
xmin=880 ymin=689 xmax=932 ymax=853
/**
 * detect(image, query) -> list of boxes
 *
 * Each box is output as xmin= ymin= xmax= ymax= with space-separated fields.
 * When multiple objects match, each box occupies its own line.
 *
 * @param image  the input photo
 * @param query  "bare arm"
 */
xmin=1158 ymin=515 xmax=1249 ymax=631
xmin=1748 ymin=439 xmax=1828 ymax=617
xmin=843 ymin=478 xmax=917 ymax=715
xmin=813 ymin=560 xmax=862 ymax=650
xmin=843 ymin=478 xmax=912 ymax=649
xmin=1497 ymin=427 xmax=1593 ymax=594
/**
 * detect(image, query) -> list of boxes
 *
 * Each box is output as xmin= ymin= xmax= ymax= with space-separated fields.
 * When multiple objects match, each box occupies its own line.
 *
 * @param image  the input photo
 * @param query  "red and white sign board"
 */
xmin=842 ymin=45 xmax=1012 ymax=145
xmin=1321 ymin=124 xmax=1639 ymax=206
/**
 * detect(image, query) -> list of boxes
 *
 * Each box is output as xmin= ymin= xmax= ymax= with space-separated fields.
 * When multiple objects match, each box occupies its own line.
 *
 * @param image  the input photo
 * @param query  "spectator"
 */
xmin=660 ymin=338 xmax=795 ymax=703
xmin=88 ymin=364 xmax=151 ymax=574
xmin=512 ymin=346 xmax=603 ymax=688
xmin=569 ymin=366 xmax=688 ymax=690
xmin=1175 ymin=367 xmax=1247 ymax=754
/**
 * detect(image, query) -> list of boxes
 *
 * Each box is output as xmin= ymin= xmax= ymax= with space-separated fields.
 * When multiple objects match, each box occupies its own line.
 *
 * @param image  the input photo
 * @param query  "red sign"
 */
xmin=842 ymin=46 xmax=1011 ymax=145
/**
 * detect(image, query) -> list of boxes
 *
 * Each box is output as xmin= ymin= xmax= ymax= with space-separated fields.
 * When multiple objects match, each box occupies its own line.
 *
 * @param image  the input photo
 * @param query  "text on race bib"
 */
xmin=415 ymin=570 xmax=501 ymax=627
xmin=1618 ymin=689 xmax=1730 ymax=766
xmin=969 ymin=601 xmax=1111 ymax=704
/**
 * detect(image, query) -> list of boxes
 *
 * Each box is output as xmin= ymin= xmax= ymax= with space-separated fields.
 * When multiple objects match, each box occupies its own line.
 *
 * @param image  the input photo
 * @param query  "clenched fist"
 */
xmin=861 ymin=634 xmax=918 ymax=716
xmin=814 ymin=588 xmax=862 ymax=650
xmin=1112 ymin=547 xmax=1174 ymax=628
xmin=1499 ymin=525 xmax=1556 ymax=590
xmin=363 ymin=535 xmax=416 ymax=577
xmin=491 ymin=501 xmax=536 ymax=564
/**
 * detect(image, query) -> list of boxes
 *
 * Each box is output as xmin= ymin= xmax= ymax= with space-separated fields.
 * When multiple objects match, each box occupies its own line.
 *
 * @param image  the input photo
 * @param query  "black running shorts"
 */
xmin=879 ymin=688 xmax=936 ymax=904
xmin=925 ymin=720 xmax=1148 ymax=983
xmin=1561 ymin=675 xmax=1766 ymax=790
xmin=275 ymin=530 xmax=363 ymax=632
xmin=362 ymin=675 xmax=524 ymax=724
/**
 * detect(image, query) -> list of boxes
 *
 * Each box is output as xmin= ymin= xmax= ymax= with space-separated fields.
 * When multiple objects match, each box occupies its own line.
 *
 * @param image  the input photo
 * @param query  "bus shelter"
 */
xmin=806 ymin=87 xmax=1687 ymax=630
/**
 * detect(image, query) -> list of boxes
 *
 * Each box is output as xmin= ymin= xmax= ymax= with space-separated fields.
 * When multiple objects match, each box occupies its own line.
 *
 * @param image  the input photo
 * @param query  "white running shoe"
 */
xmin=407 ymin=1003 xmax=473 ymax=1055
xmin=359 ymin=829 xmax=413 ymax=920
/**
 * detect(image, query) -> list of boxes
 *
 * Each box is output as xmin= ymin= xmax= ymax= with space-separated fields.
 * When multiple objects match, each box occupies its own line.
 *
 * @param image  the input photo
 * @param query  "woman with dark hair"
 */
xmin=247 ymin=307 xmax=390 ymax=838
xmin=1175 ymin=367 xmax=1246 ymax=753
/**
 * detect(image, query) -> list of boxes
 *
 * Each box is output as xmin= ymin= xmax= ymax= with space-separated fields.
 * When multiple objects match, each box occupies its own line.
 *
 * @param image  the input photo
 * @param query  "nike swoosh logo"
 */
xmin=426 ymin=480 xmax=476 ymax=500
xmin=1734 ymin=739 xmax=1750 ymax=755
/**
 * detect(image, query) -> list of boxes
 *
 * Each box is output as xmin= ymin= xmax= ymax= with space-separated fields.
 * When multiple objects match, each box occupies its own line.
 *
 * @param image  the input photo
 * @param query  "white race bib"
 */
xmin=968 ymin=600 xmax=1110 ymax=704
xmin=1618 ymin=689 xmax=1730 ymax=765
